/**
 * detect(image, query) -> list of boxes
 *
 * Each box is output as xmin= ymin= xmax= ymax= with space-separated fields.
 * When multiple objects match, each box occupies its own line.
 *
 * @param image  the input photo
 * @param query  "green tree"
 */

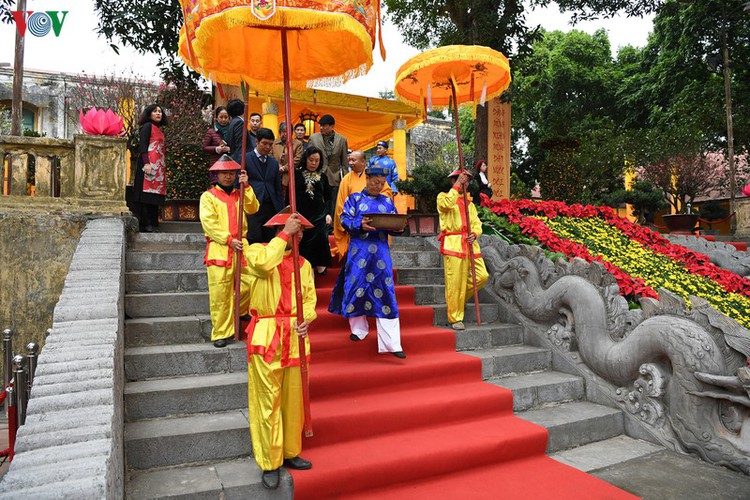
xmin=511 ymin=29 xmax=630 ymax=203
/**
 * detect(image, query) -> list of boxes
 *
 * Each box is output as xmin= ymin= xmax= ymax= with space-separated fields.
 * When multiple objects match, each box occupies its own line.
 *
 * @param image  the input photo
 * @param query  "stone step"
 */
xmin=126 ymin=270 xmax=207 ymax=294
xmin=391 ymin=250 xmax=441 ymax=268
xmin=127 ymin=251 xmax=203 ymax=271
xmin=125 ymin=315 xmax=211 ymax=347
xmin=126 ymin=248 xmax=438 ymax=273
xmin=128 ymin=232 xmax=205 ymax=252
xmin=125 ymin=371 xmax=247 ymax=421
xmin=390 ymin=236 xmax=427 ymax=250
xmin=463 ymin=345 xmax=551 ymax=379
xmin=453 ymin=323 xmax=524 ymax=351
xmin=154 ymin=221 xmax=203 ymax=233
xmin=125 ymin=410 xmax=250 ymax=470
xmin=519 ymin=401 xmax=624 ymax=453
xmin=126 ymin=292 xmax=208 ymax=318
xmin=550 ymin=435 xmax=662 ymax=473
xmin=488 ymin=371 xmax=585 ymax=411
xmin=126 ymin=269 xmax=448 ymax=300
xmin=396 ymin=267 xmax=445 ymax=285
xmin=430 ymin=302 xmax=502 ymax=327
xmin=125 ymin=342 xmax=245 ymax=381
xmin=126 ymin=457 xmax=293 ymax=499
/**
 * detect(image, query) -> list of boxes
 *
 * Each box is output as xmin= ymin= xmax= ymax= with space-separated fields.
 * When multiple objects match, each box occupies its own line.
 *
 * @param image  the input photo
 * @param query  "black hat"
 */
xmin=319 ymin=114 xmax=335 ymax=126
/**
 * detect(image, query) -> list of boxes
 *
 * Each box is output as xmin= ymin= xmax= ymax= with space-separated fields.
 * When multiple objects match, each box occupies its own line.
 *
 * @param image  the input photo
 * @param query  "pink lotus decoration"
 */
xmin=79 ymin=107 xmax=124 ymax=136
xmin=743 ymin=183 xmax=750 ymax=197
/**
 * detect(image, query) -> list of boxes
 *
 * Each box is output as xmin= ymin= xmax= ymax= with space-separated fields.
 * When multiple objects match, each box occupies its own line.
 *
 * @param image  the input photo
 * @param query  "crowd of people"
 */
xmin=132 ymin=102 xmax=489 ymax=490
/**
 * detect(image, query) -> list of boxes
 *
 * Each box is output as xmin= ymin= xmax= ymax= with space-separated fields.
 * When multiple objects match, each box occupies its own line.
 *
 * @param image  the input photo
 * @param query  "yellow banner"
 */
xmin=487 ymin=98 xmax=510 ymax=200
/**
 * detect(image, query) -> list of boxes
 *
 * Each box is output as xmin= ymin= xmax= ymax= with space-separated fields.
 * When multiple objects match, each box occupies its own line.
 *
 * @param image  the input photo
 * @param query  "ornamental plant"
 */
xmin=157 ymin=81 xmax=213 ymax=200
xmin=639 ymin=153 xmax=721 ymax=214
xmin=66 ymin=71 xmax=159 ymax=156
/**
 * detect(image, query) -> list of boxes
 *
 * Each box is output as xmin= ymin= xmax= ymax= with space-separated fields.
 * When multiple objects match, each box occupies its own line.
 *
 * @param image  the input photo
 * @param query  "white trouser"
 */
xmin=348 ymin=316 xmax=403 ymax=353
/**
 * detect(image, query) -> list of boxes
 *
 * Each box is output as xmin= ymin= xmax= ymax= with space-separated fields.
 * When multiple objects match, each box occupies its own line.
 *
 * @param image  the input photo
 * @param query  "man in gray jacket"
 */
xmin=307 ymin=114 xmax=348 ymax=218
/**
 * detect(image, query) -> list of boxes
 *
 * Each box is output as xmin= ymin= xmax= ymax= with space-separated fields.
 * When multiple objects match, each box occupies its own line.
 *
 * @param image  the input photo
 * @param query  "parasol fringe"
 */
xmin=179 ymin=6 xmax=374 ymax=87
xmin=375 ymin=0 xmax=386 ymax=61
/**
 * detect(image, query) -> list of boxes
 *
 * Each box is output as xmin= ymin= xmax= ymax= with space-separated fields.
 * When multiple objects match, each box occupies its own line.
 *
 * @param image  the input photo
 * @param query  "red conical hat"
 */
xmin=209 ymin=154 xmax=242 ymax=171
xmin=263 ymin=206 xmax=314 ymax=229
xmin=448 ymin=168 xmax=473 ymax=178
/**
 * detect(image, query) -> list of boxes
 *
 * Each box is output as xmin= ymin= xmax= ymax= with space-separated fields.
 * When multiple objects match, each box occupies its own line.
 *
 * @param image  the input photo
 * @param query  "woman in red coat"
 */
xmin=133 ymin=104 xmax=168 ymax=232
xmin=203 ymin=106 xmax=231 ymax=183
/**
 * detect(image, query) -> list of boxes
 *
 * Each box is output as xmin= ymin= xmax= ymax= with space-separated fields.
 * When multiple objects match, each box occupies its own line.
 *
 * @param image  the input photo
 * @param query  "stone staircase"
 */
xmin=123 ymin=229 xmax=661 ymax=498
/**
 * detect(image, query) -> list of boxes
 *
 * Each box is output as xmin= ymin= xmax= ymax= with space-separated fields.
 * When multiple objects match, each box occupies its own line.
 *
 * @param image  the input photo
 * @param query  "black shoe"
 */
xmin=350 ymin=334 xmax=362 ymax=341
xmin=213 ymin=338 xmax=228 ymax=348
xmin=284 ymin=456 xmax=312 ymax=470
xmin=261 ymin=468 xmax=280 ymax=489
xmin=392 ymin=351 xmax=406 ymax=359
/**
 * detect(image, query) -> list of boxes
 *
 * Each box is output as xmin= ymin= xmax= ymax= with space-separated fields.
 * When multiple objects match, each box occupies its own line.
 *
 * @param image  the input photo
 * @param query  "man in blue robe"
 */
xmin=367 ymin=141 xmax=399 ymax=194
xmin=328 ymin=165 xmax=406 ymax=359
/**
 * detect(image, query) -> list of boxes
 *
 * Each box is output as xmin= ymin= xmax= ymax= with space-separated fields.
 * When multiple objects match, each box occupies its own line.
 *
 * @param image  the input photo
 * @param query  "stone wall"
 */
xmin=0 ymin=209 xmax=86 ymax=380
xmin=0 ymin=218 xmax=126 ymax=498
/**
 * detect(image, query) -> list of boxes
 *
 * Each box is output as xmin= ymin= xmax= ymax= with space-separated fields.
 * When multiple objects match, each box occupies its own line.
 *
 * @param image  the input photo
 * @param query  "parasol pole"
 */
xmin=450 ymin=78 xmax=482 ymax=327
xmin=233 ymin=84 xmax=251 ymax=342
xmin=281 ymin=28 xmax=313 ymax=437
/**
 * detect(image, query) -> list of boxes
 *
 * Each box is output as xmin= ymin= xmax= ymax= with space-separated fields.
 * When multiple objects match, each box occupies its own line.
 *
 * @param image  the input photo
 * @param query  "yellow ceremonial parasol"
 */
xmin=177 ymin=0 xmax=385 ymax=437
xmin=394 ymin=45 xmax=511 ymax=326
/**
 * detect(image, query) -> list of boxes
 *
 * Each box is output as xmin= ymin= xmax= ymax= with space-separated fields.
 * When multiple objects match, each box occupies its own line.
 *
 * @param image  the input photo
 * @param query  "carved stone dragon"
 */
xmin=666 ymin=234 xmax=750 ymax=277
xmin=481 ymin=237 xmax=750 ymax=474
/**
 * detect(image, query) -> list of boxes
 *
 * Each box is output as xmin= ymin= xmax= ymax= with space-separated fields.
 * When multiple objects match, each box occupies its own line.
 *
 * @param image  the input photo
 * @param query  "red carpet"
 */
xmin=290 ymin=267 xmax=636 ymax=499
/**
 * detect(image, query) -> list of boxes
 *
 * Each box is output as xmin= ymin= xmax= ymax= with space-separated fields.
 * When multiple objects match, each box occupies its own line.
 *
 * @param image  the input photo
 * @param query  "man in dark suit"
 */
xmin=245 ymin=127 xmax=284 ymax=244
xmin=226 ymin=99 xmax=246 ymax=164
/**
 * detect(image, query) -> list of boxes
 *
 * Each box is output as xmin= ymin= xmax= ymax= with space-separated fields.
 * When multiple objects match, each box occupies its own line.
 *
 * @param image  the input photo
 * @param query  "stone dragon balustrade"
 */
xmin=480 ymin=236 xmax=750 ymax=474
xmin=665 ymin=234 xmax=750 ymax=277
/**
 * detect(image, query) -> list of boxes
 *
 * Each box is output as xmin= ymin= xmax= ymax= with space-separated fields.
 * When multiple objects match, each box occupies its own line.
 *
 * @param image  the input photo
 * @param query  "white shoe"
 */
xmin=451 ymin=321 xmax=465 ymax=331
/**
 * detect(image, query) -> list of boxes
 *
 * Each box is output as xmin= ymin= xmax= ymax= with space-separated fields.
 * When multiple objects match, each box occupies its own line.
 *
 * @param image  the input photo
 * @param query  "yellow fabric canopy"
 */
xmin=394 ymin=45 xmax=511 ymax=108
xmin=238 ymin=87 xmax=423 ymax=151
xmin=178 ymin=0 xmax=383 ymax=90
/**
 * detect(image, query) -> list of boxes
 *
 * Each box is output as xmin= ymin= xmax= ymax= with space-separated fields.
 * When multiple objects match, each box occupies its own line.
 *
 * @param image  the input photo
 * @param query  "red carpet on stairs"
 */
xmin=289 ymin=266 xmax=636 ymax=499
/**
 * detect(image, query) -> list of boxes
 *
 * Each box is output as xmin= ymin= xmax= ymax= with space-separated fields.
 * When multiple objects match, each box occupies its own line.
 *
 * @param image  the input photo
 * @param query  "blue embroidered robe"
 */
xmin=328 ymin=189 xmax=399 ymax=319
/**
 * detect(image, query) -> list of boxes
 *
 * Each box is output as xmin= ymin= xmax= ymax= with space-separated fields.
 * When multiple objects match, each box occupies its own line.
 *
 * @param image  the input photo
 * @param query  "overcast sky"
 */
xmin=0 ymin=0 xmax=654 ymax=97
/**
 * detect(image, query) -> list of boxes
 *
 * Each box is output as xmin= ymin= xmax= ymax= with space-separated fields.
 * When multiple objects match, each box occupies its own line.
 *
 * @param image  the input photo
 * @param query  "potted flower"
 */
xmin=640 ymin=153 xmax=721 ymax=234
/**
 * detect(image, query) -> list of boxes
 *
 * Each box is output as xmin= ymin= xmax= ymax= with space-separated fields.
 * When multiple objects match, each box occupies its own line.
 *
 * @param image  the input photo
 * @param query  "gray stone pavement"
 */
xmin=588 ymin=449 xmax=750 ymax=499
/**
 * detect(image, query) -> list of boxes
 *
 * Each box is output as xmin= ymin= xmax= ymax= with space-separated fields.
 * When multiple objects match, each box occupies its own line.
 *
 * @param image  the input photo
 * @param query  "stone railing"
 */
xmin=0 ymin=218 xmax=126 ymax=498
xmin=0 ymin=135 xmax=129 ymax=215
xmin=481 ymin=236 xmax=750 ymax=475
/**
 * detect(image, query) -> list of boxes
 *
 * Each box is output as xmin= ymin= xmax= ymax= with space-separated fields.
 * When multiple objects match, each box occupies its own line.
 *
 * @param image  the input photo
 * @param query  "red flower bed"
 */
xmin=482 ymin=195 xmax=750 ymax=300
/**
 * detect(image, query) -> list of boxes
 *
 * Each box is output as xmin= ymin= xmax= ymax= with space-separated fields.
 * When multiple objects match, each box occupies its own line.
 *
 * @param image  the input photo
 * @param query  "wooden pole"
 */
xmin=450 ymin=80 xmax=482 ymax=327
xmin=233 ymin=84 xmax=250 ymax=342
xmin=282 ymin=29 xmax=313 ymax=437
xmin=11 ymin=0 xmax=27 ymax=136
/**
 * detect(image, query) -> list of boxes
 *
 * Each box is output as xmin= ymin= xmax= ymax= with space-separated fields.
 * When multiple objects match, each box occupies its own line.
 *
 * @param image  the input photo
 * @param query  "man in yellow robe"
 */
xmin=199 ymin=155 xmax=260 ymax=348
xmin=243 ymin=212 xmax=317 ymax=489
xmin=333 ymin=150 xmax=393 ymax=259
xmin=436 ymin=170 xmax=489 ymax=331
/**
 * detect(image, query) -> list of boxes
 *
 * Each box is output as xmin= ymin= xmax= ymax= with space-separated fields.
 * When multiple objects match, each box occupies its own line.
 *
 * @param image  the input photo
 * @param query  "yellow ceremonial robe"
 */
xmin=436 ymin=187 xmax=489 ymax=324
xmin=333 ymin=170 xmax=393 ymax=258
xmin=243 ymin=233 xmax=318 ymax=471
xmin=199 ymin=185 xmax=260 ymax=341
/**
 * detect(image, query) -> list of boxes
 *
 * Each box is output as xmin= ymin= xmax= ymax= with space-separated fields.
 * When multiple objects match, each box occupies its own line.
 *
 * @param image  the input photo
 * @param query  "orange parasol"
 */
xmin=394 ymin=45 xmax=511 ymax=326
xmin=178 ymin=0 xmax=384 ymax=437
